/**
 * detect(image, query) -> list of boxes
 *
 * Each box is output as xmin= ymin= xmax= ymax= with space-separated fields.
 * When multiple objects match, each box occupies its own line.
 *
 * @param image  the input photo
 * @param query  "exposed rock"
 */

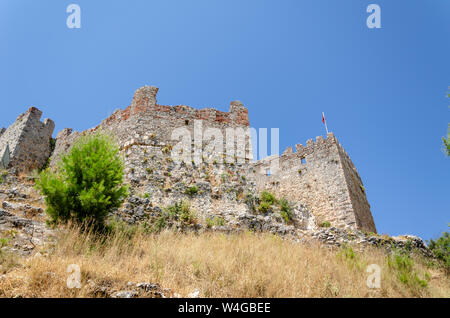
xmin=309 ymin=227 xmax=433 ymax=257
xmin=0 ymin=107 xmax=54 ymax=173
xmin=188 ymin=289 xmax=200 ymax=298
xmin=112 ymin=291 xmax=138 ymax=298
xmin=112 ymin=282 xmax=168 ymax=298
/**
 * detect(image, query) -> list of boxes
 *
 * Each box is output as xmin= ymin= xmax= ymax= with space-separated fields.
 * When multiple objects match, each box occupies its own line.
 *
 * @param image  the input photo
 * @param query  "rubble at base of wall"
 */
xmin=109 ymin=193 xmax=433 ymax=259
xmin=308 ymin=226 xmax=433 ymax=258
xmin=0 ymin=176 xmax=434 ymax=261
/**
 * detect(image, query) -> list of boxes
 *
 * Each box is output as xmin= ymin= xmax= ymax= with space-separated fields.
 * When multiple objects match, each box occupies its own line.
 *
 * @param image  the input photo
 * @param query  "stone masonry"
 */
xmin=0 ymin=107 xmax=54 ymax=173
xmin=250 ymin=134 xmax=376 ymax=232
xmin=5 ymin=86 xmax=375 ymax=233
xmin=51 ymin=86 xmax=252 ymax=166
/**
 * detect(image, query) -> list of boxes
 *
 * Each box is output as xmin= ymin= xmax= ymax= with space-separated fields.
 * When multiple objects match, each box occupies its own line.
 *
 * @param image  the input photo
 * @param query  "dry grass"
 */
xmin=0 ymin=225 xmax=448 ymax=298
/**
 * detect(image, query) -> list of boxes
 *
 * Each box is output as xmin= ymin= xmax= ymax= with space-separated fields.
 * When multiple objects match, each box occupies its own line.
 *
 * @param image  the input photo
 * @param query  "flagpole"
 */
xmin=322 ymin=112 xmax=329 ymax=134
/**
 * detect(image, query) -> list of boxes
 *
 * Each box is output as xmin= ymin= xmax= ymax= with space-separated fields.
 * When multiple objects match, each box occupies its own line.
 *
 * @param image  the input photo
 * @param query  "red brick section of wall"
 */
xmin=51 ymin=86 xmax=252 ymax=167
xmin=97 ymin=86 xmax=249 ymax=129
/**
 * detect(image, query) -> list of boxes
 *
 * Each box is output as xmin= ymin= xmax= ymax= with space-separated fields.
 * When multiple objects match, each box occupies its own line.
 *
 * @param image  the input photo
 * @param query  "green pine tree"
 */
xmin=444 ymin=91 xmax=450 ymax=156
xmin=36 ymin=133 xmax=128 ymax=226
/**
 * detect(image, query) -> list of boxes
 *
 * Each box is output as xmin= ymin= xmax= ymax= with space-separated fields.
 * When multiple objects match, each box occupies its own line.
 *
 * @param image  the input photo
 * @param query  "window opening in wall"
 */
xmin=266 ymin=168 xmax=271 ymax=176
xmin=301 ymin=157 xmax=306 ymax=165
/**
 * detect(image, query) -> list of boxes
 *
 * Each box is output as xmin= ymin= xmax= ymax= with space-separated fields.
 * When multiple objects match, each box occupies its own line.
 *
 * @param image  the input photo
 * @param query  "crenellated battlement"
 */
xmin=100 ymin=86 xmax=249 ymax=127
xmin=251 ymin=132 xmax=376 ymax=232
xmin=51 ymin=86 xmax=252 ymax=168
xmin=24 ymin=86 xmax=376 ymax=232
xmin=253 ymin=133 xmax=338 ymax=174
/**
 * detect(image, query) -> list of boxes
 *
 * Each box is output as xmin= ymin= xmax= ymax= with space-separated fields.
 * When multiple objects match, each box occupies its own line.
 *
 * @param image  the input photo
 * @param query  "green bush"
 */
xmin=387 ymin=252 xmax=429 ymax=290
xmin=428 ymin=226 xmax=450 ymax=272
xmin=35 ymin=133 xmax=128 ymax=227
xmin=185 ymin=185 xmax=199 ymax=196
xmin=106 ymin=217 xmax=138 ymax=238
xmin=279 ymin=198 xmax=293 ymax=223
xmin=244 ymin=193 xmax=258 ymax=212
xmin=320 ymin=221 xmax=331 ymax=228
xmin=206 ymin=216 xmax=226 ymax=228
xmin=257 ymin=201 xmax=272 ymax=214
xmin=179 ymin=201 xmax=196 ymax=223
xmin=256 ymin=191 xmax=277 ymax=214
xmin=0 ymin=237 xmax=10 ymax=249
xmin=260 ymin=191 xmax=277 ymax=205
xmin=155 ymin=201 xmax=197 ymax=232
xmin=337 ymin=246 xmax=364 ymax=270
xmin=0 ymin=169 xmax=7 ymax=184
xmin=154 ymin=214 xmax=168 ymax=232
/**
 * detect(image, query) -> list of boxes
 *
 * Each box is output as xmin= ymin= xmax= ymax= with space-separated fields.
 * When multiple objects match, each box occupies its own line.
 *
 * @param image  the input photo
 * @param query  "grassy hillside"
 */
xmin=0 ymin=225 xmax=448 ymax=298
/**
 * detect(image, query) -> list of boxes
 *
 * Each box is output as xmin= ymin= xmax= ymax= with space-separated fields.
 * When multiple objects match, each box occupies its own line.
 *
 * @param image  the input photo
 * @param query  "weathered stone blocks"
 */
xmin=0 ymin=107 xmax=54 ymax=173
xmin=251 ymin=133 xmax=376 ymax=233
xmin=43 ymin=85 xmax=376 ymax=233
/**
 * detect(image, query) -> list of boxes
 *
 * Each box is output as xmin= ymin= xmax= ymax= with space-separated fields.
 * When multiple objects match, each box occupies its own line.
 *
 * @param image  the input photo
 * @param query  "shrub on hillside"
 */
xmin=320 ymin=221 xmax=331 ymax=228
xmin=35 ymin=133 xmax=128 ymax=227
xmin=0 ymin=169 xmax=7 ymax=184
xmin=206 ymin=216 xmax=226 ymax=228
xmin=279 ymin=198 xmax=294 ymax=223
xmin=260 ymin=191 xmax=277 ymax=205
xmin=154 ymin=201 xmax=197 ymax=232
xmin=185 ymin=185 xmax=199 ymax=196
xmin=428 ymin=226 xmax=450 ymax=272
xmin=257 ymin=201 xmax=272 ymax=214
xmin=256 ymin=191 xmax=277 ymax=214
xmin=387 ymin=252 xmax=429 ymax=291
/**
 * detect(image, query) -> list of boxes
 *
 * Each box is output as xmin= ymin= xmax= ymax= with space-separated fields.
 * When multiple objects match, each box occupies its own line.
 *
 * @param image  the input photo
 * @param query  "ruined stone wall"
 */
xmin=0 ymin=107 xmax=54 ymax=173
xmin=51 ymin=86 xmax=252 ymax=167
xmin=336 ymin=145 xmax=376 ymax=232
xmin=249 ymin=133 xmax=376 ymax=233
xmin=49 ymin=86 xmax=375 ymax=232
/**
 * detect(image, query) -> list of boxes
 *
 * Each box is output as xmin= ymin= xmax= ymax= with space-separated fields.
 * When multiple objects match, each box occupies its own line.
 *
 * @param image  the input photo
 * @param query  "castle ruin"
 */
xmin=250 ymin=134 xmax=376 ymax=232
xmin=1 ymin=86 xmax=376 ymax=233
xmin=0 ymin=107 xmax=54 ymax=173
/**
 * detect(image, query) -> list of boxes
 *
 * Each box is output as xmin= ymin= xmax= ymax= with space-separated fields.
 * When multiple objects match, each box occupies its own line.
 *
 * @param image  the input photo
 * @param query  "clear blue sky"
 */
xmin=1 ymin=0 xmax=448 ymax=240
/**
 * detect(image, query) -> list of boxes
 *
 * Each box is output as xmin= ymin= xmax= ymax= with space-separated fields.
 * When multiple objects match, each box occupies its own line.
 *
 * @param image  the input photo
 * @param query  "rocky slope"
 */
xmin=0 ymin=168 xmax=433 ymax=261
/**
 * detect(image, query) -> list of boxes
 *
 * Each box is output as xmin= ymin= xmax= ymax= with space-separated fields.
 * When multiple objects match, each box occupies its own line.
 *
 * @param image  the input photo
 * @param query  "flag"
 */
xmin=322 ymin=112 xmax=328 ymax=134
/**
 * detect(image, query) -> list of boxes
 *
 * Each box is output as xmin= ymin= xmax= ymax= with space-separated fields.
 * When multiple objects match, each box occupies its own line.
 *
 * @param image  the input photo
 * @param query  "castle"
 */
xmin=0 ymin=86 xmax=376 ymax=233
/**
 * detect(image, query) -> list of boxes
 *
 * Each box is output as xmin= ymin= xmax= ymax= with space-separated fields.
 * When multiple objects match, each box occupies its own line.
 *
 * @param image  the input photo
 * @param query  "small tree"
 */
xmin=443 ymin=124 xmax=450 ymax=156
xmin=36 ymin=133 xmax=128 ymax=226
xmin=428 ymin=225 xmax=450 ymax=273
xmin=443 ymin=90 xmax=450 ymax=156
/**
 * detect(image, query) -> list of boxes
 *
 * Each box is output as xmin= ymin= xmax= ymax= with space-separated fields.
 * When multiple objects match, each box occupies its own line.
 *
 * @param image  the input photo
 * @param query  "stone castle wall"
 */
xmin=0 ymin=107 xmax=54 ymax=173
xmin=51 ymin=86 xmax=252 ymax=166
xmin=249 ymin=133 xmax=376 ymax=232
xmin=46 ymin=85 xmax=375 ymax=232
xmin=336 ymin=145 xmax=376 ymax=232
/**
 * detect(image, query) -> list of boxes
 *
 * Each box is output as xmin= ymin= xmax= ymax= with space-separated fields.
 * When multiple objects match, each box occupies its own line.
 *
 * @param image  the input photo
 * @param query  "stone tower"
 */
xmin=0 ymin=107 xmax=55 ymax=173
xmin=251 ymin=133 xmax=377 ymax=233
